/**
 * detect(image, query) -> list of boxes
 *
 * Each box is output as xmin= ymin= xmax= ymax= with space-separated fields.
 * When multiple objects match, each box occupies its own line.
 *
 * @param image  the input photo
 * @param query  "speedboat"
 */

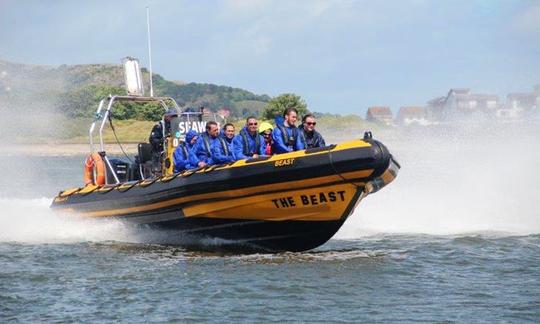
xmin=50 ymin=58 xmax=400 ymax=252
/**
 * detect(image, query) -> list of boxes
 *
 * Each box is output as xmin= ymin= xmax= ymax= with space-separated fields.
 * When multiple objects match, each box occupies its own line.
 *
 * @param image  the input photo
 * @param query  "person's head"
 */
xmin=185 ymin=129 xmax=199 ymax=146
xmin=302 ymin=114 xmax=317 ymax=132
xmin=206 ymin=121 xmax=219 ymax=138
xmin=258 ymin=122 xmax=273 ymax=143
xmin=223 ymin=123 xmax=235 ymax=139
xmin=245 ymin=116 xmax=258 ymax=134
xmin=283 ymin=107 xmax=298 ymax=126
xmin=164 ymin=108 xmax=178 ymax=123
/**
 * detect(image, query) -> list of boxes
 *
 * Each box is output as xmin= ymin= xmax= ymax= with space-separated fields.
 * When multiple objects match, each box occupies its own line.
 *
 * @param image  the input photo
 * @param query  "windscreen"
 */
xmin=168 ymin=112 xmax=224 ymax=148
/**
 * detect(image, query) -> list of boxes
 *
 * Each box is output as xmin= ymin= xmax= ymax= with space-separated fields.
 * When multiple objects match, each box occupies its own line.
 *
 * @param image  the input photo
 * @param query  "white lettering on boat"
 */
xmin=178 ymin=121 xmax=208 ymax=134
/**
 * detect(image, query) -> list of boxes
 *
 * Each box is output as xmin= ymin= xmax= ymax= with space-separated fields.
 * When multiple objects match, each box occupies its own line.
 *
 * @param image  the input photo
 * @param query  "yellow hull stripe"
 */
xmin=183 ymin=183 xmax=356 ymax=221
xmin=58 ymin=169 xmax=373 ymax=218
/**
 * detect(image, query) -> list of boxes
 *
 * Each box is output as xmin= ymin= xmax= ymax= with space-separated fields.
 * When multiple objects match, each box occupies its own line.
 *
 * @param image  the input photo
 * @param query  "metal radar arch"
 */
xmin=87 ymin=57 xmax=181 ymax=184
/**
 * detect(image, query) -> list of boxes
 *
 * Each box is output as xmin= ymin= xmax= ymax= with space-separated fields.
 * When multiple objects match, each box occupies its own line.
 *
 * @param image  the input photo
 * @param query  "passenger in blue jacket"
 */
xmin=298 ymin=114 xmax=326 ymax=149
xmin=211 ymin=136 xmax=235 ymax=165
xmin=221 ymin=123 xmax=235 ymax=144
xmin=272 ymin=107 xmax=305 ymax=154
xmin=191 ymin=121 xmax=234 ymax=168
xmin=173 ymin=129 xmax=198 ymax=173
xmin=232 ymin=117 xmax=266 ymax=160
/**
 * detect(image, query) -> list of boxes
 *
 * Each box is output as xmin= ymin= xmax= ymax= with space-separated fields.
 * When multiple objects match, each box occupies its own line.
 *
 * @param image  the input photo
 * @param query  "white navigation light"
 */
xmin=122 ymin=57 xmax=144 ymax=96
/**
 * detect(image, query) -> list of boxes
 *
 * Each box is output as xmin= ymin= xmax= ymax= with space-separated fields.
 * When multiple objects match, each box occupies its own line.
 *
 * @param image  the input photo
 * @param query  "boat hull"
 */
xmin=145 ymin=217 xmax=347 ymax=252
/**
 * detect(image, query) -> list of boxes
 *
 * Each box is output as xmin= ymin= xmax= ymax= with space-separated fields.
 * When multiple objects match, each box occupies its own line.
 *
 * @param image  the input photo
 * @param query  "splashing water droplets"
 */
xmin=0 ymin=197 xmax=133 ymax=244
xmin=337 ymin=123 xmax=540 ymax=238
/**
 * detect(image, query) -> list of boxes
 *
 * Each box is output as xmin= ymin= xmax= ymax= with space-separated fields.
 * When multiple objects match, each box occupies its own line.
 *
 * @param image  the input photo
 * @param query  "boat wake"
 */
xmin=0 ymin=197 xmax=134 ymax=244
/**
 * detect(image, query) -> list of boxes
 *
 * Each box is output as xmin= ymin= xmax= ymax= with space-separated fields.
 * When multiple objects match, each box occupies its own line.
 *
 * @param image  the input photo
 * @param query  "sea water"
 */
xmin=1 ymin=124 xmax=539 ymax=322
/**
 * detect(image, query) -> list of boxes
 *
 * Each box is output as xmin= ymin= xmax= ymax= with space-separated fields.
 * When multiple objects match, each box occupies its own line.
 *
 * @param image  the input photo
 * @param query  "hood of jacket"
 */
xmin=185 ymin=129 xmax=198 ymax=145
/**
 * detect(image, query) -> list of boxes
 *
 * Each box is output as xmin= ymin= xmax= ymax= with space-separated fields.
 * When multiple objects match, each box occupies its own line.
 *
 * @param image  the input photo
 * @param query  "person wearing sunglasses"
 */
xmin=232 ymin=116 xmax=266 ymax=160
xmin=299 ymin=114 xmax=326 ymax=149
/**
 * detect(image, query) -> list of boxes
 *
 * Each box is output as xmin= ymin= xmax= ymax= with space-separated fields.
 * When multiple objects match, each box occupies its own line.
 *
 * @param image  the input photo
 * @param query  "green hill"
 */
xmin=0 ymin=59 xmax=381 ymax=144
xmin=0 ymin=59 xmax=270 ymax=120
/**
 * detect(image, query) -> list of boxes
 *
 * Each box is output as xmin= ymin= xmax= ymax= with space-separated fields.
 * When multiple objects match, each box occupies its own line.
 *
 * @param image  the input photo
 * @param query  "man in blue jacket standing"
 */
xmin=191 ymin=121 xmax=234 ymax=168
xmin=272 ymin=107 xmax=305 ymax=154
xmin=232 ymin=117 xmax=266 ymax=160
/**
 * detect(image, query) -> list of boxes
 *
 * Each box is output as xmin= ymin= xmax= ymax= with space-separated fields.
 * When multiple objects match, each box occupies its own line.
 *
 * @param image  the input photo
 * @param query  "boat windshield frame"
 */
xmin=89 ymin=95 xmax=180 ymax=153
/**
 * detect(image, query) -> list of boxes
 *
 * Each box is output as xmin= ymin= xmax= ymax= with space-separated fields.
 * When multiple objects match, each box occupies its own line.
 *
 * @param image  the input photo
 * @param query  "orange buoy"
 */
xmin=84 ymin=153 xmax=106 ymax=186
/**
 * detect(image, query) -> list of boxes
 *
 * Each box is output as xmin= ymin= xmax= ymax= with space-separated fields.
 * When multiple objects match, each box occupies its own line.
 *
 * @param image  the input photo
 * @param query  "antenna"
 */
xmin=146 ymin=6 xmax=154 ymax=97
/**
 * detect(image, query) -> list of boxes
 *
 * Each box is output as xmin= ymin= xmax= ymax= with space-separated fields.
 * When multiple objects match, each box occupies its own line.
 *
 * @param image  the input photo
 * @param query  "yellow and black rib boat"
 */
xmin=52 ymin=134 xmax=398 ymax=252
xmin=50 ymin=59 xmax=399 ymax=252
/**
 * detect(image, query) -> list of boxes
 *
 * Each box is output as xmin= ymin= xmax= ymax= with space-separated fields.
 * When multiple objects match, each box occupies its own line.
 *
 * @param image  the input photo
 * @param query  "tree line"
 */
xmin=57 ymin=83 xmax=309 ymax=121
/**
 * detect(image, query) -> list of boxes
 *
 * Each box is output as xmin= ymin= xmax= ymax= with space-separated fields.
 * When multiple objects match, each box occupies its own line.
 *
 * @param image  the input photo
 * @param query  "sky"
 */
xmin=1 ymin=0 xmax=539 ymax=115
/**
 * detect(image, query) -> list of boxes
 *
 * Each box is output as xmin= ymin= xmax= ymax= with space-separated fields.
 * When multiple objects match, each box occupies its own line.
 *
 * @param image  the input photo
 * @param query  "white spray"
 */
xmin=337 ymin=121 xmax=540 ymax=238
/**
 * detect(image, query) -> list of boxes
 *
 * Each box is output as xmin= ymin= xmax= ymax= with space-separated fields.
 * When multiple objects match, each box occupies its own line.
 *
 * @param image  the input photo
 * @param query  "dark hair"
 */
xmin=283 ymin=107 xmax=298 ymax=117
xmin=245 ymin=116 xmax=257 ymax=123
xmin=164 ymin=108 xmax=178 ymax=117
xmin=302 ymin=113 xmax=315 ymax=123
xmin=223 ymin=123 xmax=234 ymax=130
xmin=206 ymin=121 xmax=218 ymax=131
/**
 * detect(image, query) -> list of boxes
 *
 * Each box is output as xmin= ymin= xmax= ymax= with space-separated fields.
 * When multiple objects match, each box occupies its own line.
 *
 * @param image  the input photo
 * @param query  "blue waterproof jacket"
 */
xmin=232 ymin=127 xmax=266 ymax=160
xmin=220 ymin=129 xmax=234 ymax=145
xmin=172 ymin=142 xmax=194 ymax=173
xmin=191 ymin=132 xmax=234 ymax=167
xmin=299 ymin=128 xmax=326 ymax=149
xmin=211 ymin=137 xmax=235 ymax=164
xmin=172 ymin=130 xmax=198 ymax=172
xmin=272 ymin=122 xmax=305 ymax=154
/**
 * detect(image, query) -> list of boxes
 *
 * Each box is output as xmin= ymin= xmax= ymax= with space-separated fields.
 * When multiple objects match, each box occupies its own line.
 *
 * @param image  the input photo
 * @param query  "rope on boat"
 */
xmin=108 ymin=114 xmax=134 ymax=164
xmin=328 ymin=148 xmax=363 ymax=190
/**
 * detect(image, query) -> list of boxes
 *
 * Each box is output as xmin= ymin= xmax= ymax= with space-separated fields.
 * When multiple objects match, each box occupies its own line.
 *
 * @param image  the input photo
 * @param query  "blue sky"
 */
xmin=1 ymin=0 xmax=539 ymax=114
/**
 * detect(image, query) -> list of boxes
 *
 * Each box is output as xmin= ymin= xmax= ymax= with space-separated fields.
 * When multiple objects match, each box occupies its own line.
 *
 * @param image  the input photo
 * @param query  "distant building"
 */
xmin=366 ymin=106 xmax=393 ymax=125
xmin=444 ymin=88 xmax=499 ymax=119
xmin=500 ymin=85 xmax=540 ymax=119
xmin=426 ymin=96 xmax=445 ymax=122
xmin=426 ymin=88 xmax=499 ymax=122
xmin=495 ymin=105 xmax=522 ymax=121
xmin=396 ymin=106 xmax=426 ymax=126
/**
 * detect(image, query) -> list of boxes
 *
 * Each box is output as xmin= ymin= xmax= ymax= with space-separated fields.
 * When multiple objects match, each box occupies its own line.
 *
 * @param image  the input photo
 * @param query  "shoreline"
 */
xmin=0 ymin=143 xmax=139 ymax=157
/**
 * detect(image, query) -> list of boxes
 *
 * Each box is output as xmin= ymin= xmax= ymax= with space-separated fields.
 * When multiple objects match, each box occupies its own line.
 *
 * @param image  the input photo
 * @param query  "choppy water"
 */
xmin=1 ymin=124 xmax=540 ymax=322
xmin=2 ymin=235 xmax=539 ymax=322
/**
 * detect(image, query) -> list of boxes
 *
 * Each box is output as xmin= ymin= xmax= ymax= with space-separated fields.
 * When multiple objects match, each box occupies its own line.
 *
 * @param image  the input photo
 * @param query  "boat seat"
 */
xmin=138 ymin=143 xmax=153 ymax=163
